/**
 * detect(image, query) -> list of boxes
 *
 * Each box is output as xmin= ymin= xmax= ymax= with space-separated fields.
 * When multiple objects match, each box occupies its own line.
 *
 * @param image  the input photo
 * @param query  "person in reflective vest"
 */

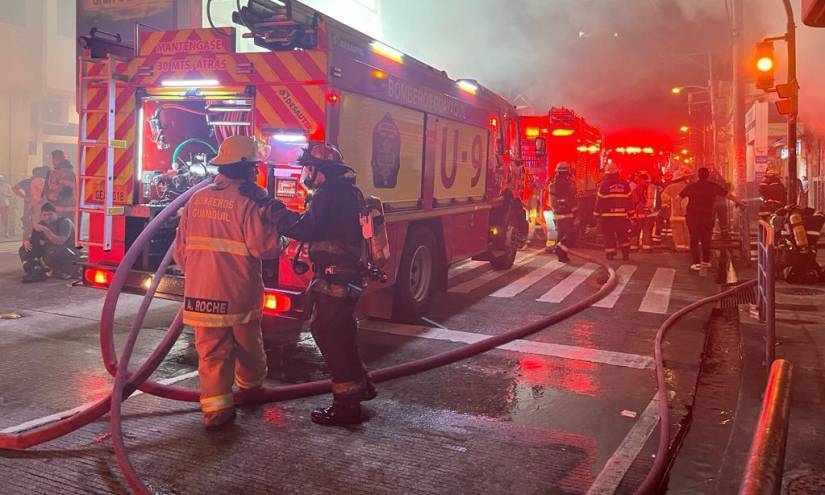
xmin=661 ymin=168 xmax=692 ymax=252
xmin=173 ymin=135 xmax=288 ymax=430
xmin=630 ymin=172 xmax=660 ymax=251
xmin=261 ymin=143 xmax=376 ymax=427
xmin=758 ymin=168 xmax=787 ymax=220
xmin=549 ymin=162 xmax=577 ymax=262
xmin=594 ymin=162 xmax=632 ymax=260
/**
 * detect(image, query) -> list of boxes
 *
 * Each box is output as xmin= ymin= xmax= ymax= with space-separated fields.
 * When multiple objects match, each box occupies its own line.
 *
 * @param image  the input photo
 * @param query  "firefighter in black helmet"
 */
xmin=277 ymin=143 xmax=376 ymax=426
xmin=549 ymin=162 xmax=577 ymax=262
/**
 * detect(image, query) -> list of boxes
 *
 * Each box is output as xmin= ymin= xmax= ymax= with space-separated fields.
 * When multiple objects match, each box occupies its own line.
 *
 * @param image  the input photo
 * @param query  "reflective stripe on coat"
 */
xmin=173 ymin=175 xmax=282 ymax=327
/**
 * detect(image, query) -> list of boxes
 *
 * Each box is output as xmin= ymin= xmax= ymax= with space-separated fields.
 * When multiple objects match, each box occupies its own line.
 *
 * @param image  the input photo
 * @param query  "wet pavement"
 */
xmin=0 ymin=241 xmax=724 ymax=494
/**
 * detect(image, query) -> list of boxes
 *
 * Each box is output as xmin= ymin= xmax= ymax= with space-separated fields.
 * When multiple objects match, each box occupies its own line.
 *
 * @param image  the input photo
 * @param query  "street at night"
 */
xmin=1 ymin=1 xmax=825 ymax=494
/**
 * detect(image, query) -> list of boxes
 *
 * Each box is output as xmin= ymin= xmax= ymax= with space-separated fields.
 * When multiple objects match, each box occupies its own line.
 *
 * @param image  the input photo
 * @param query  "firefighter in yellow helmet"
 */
xmin=172 ymin=135 xmax=289 ymax=429
xmin=758 ymin=167 xmax=787 ymax=220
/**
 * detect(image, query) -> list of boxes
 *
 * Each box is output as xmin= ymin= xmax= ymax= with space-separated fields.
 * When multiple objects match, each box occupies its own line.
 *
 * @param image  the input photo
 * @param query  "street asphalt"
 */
xmin=0 ymin=240 xmax=723 ymax=494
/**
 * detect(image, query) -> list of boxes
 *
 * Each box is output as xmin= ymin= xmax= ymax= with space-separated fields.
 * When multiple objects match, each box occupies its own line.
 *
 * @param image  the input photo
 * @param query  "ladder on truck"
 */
xmin=75 ymin=54 xmax=128 ymax=252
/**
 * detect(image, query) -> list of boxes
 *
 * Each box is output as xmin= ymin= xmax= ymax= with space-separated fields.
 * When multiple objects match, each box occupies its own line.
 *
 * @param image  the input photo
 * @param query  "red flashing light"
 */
xmin=541 ymin=128 xmax=549 ymax=134
xmin=371 ymin=69 xmax=388 ymax=80
xmin=490 ymin=117 xmax=497 ymax=127
xmin=552 ymin=128 xmax=575 ymax=137
xmin=326 ymin=92 xmax=339 ymax=104
xmin=85 ymin=268 xmax=112 ymax=287
xmin=263 ymin=291 xmax=292 ymax=314
xmin=525 ymin=127 xmax=540 ymax=137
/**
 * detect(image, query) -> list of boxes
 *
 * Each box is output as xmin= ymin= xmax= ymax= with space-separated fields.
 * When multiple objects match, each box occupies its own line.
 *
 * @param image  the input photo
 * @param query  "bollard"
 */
xmin=740 ymin=359 xmax=793 ymax=495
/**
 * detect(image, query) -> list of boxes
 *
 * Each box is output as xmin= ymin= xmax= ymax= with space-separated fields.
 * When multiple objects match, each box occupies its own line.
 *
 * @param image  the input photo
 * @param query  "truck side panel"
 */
xmin=336 ymin=91 xmax=425 ymax=210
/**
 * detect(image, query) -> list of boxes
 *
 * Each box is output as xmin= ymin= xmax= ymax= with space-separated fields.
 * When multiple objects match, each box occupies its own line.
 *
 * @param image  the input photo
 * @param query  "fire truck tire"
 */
xmin=490 ymin=223 xmax=518 ymax=270
xmin=394 ymin=227 xmax=438 ymax=319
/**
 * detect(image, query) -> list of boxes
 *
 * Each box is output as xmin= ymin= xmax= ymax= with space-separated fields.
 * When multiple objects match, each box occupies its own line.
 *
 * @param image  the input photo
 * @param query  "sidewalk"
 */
xmin=668 ymin=253 xmax=825 ymax=493
xmin=719 ymin=277 xmax=825 ymax=493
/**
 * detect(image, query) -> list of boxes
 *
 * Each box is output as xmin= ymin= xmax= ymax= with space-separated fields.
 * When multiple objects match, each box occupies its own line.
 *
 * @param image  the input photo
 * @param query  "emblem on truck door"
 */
xmin=371 ymin=113 xmax=401 ymax=188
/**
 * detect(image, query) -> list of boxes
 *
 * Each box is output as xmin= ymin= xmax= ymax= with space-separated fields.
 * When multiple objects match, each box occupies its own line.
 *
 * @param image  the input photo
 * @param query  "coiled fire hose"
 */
xmin=2 ymin=181 xmax=621 ymax=494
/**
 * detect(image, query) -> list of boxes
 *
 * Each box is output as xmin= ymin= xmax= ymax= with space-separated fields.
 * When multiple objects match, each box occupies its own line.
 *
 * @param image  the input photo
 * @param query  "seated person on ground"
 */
xmin=19 ymin=202 xmax=78 ymax=282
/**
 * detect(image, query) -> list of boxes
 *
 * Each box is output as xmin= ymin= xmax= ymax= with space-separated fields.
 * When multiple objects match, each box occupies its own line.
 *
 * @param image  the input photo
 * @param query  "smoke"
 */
xmin=378 ymin=0 xmax=824 ymax=139
xmin=379 ymin=0 xmax=729 ymax=134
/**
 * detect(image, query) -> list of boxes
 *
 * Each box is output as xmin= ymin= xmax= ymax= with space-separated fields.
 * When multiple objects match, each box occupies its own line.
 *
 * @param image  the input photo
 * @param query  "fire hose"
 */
xmin=635 ymin=278 xmax=756 ymax=495
xmin=1 ymin=179 xmax=621 ymax=494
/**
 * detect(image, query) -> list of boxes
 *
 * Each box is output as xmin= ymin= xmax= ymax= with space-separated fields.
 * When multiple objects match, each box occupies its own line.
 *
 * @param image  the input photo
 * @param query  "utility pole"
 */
xmin=783 ymin=0 xmax=798 ymax=205
xmin=731 ymin=0 xmax=747 ymax=194
xmin=708 ymin=52 xmax=719 ymax=170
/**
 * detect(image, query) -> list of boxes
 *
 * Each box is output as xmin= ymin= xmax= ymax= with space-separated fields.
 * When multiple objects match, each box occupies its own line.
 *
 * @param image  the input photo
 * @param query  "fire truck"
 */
xmin=75 ymin=0 xmax=526 ymax=324
xmin=518 ymin=107 xmax=602 ymax=245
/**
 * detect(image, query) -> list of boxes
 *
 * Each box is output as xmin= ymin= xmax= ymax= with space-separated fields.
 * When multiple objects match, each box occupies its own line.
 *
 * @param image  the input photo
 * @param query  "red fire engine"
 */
xmin=75 ymin=0 xmax=526 ymax=324
xmin=518 ymin=107 xmax=602 ymax=244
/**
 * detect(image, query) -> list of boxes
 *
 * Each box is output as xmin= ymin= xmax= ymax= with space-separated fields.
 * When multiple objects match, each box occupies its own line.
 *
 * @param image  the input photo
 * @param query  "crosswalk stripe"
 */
xmin=448 ymin=259 xmax=487 ymax=278
xmin=536 ymin=262 xmax=598 ymax=303
xmin=490 ymin=259 xmax=565 ymax=298
xmin=638 ymin=267 xmax=676 ymax=314
xmin=449 ymin=252 xmax=539 ymax=293
xmin=592 ymin=264 xmax=638 ymax=309
xmin=358 ymin=320 xmax=654 ymax=369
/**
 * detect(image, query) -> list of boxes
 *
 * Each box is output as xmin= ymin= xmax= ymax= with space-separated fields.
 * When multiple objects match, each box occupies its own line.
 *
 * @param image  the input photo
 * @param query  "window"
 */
xmin=0 ymin=1 xmax=26 ymax=26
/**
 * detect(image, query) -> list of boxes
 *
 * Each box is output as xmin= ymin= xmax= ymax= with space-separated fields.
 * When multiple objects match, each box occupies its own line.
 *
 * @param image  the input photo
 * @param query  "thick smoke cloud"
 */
xmin=380 ymin=0 xmax=729 ymax=133
xmin=379 ymin=0 xmax=822 ymax=138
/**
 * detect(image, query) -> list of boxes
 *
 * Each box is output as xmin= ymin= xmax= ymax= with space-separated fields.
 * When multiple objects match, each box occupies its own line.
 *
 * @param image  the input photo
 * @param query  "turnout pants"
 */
xmin=687 ymin=216 xmax=713 ymax=264
xmin=307 ymin=284 xmax=370 ymax=404
xmin=602 ymin=217 xmax=631 ymax=257
xmin=554 ymin=217 xmax=575 ymax=253
xmin=195 ymin=320 xmax=268 ymax=415
xmin=670 ymin=217 xmax=690 ymax=251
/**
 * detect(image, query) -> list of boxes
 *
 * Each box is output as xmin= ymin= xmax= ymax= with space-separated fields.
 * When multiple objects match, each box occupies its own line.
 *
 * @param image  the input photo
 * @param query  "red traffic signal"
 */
xmin=754 ymin=41 xmax=776 ymax=91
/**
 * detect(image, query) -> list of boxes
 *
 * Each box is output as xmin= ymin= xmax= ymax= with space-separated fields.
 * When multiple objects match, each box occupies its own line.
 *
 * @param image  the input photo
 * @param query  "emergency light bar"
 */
xmin=370 ymin=41 xmax=404 ymax=63
xmin=161 ymin=79 xmax=220 ymax=88
xmin=207 ymin=121 xmax=251 ymax=126
xmin=207 ymin=105 xmax=252 ymax=112
xmin=551 ymin=129 xmax=575 ymax=137
xmin=456 ymin=79 xmax=479 ymax=95
xmin=271 ymin=132 xmax=307 ymax=143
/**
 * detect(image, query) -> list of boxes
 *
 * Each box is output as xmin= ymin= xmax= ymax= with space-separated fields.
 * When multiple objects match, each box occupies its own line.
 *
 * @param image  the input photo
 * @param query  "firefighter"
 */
xmin=549 ymin=162 xmax=577 ymax=262
xmin=661 ymin=169 xmax=692 ymax=252
xmin=631 ymin=172 xmax=660 ymax=252
xmin=758 ymin=168 xmax=787 ymax=221
xmin=172 ymin=135 xmax=288 ymax=430
xmin=594 ymin=162 xmax=632 ymax=260
xmin=265 ymin=143 xmax=376 ymax=426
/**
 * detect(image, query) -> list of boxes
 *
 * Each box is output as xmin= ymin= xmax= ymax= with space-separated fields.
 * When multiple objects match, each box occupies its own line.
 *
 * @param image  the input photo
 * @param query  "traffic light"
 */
xmin=754 ymin=41 xmax=776 ymax=91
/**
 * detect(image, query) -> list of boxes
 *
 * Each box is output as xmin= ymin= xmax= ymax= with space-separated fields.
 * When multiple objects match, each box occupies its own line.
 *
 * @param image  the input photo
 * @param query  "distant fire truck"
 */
xmin=518 ymin=107 xmax=602 ymax=245
xmin=75 ymin=0 xmax=526 ymax=324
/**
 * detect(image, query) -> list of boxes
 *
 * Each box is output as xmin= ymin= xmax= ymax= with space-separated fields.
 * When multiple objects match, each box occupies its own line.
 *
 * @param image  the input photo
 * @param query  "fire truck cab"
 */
xmin=75 ymin=0 xmax=526 ymax=324
xmin=519 ymin=107 xmax=602 ymax=245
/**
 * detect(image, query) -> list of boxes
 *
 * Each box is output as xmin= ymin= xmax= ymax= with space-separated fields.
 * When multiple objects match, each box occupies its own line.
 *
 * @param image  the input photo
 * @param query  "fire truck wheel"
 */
xmin=394 ymin=227 xmax=438 ymax=319
xmin=490 ymin=223 xmax=518 ymax=270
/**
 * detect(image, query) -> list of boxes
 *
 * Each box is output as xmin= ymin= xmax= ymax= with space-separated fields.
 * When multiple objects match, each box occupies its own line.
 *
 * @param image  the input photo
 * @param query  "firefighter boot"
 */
xmin=556 ymin=246 xmax=570 ymax=263
xmin=236 ymin=386 xmax=268 ymax=409
xmin=204 ymin=408 xmax=236 ymax=430
xmin=621 ymin=246 xmax=631 ymax=261
xmin=362 ymin=380 xmax=377 ymax=401
xmin=311 ymin=401 xmax=363 ymax=426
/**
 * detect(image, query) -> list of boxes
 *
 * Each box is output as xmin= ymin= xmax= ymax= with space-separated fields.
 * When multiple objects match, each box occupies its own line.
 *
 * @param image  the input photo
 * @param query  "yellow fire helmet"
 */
xmin=210 ymin=135 xmax=261 ymax=166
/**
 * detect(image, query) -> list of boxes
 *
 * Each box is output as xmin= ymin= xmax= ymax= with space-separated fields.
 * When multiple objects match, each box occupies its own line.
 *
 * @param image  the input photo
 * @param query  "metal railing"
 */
xmin=738 ymin=203 xmax=753 ymax=263
xmin=756 ymin=220 xmax=777 ymax=367
xmin=739 ymin=359 xmax=794 ymax=495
